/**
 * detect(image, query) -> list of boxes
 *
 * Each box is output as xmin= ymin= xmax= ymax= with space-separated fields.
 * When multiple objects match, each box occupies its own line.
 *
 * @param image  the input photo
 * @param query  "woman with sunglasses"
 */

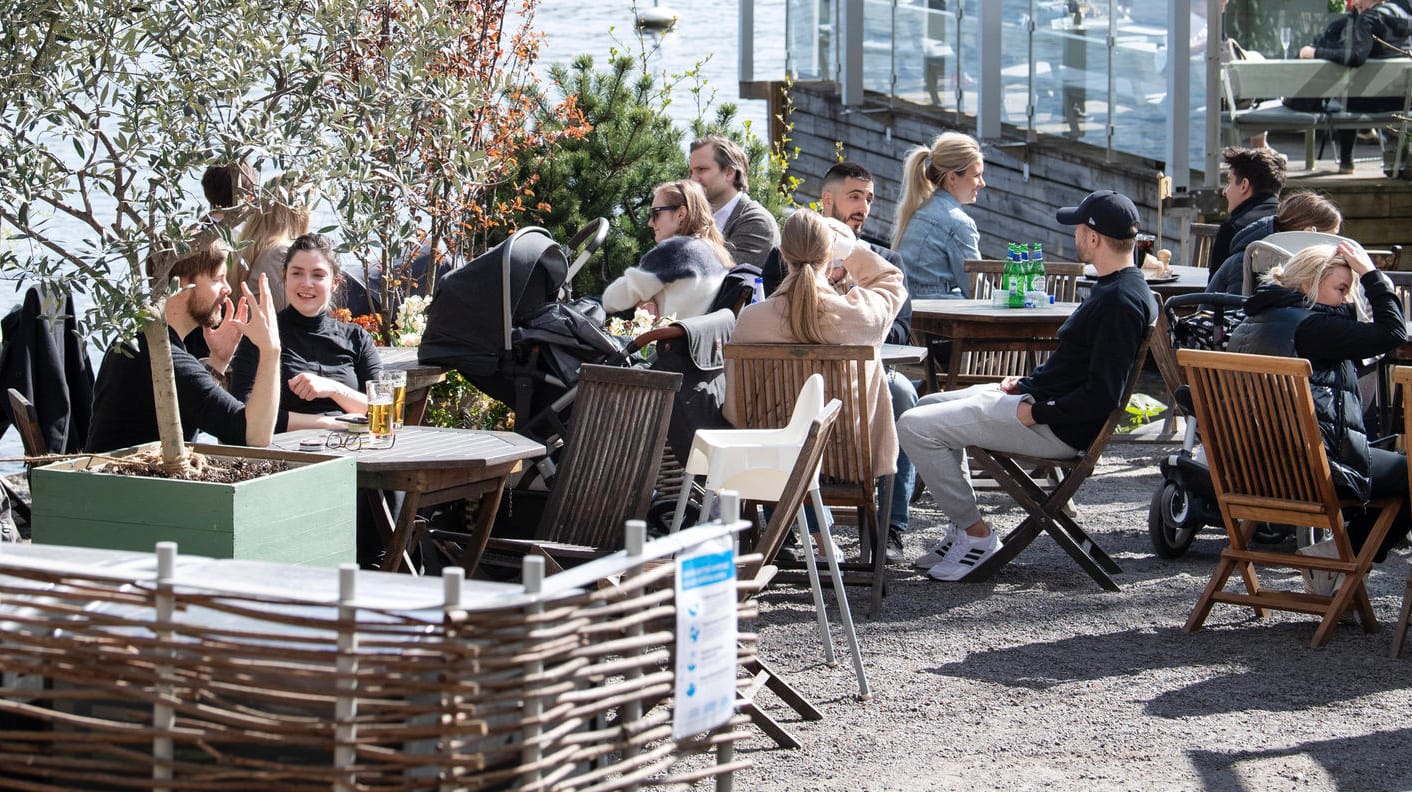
xmin=602 ymin=179 xmax=732 ymax=319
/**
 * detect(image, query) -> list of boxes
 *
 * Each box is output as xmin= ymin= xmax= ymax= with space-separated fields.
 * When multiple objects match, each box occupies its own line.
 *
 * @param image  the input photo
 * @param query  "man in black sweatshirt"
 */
xmin=898 ymin=190 xmax=1156 ymax=581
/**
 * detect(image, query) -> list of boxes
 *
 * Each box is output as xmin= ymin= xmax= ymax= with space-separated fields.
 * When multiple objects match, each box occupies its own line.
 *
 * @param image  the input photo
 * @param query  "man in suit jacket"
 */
xmin=689 ymin=135 xmax=780 ymax=267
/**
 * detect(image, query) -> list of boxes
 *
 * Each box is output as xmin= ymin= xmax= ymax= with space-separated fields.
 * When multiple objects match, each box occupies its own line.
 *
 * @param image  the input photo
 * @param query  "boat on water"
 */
xmin=635 ymin=2 xmax=678 ymax=31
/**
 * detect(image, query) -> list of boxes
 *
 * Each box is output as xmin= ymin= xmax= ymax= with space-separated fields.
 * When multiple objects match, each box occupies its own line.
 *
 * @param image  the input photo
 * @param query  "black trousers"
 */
xmin=1345 ymin=447 xmax=1410 ymax=562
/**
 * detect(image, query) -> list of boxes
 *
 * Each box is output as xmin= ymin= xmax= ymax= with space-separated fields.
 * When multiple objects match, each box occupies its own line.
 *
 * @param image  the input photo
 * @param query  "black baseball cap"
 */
xmin=1055 ymin=190 xmax=1140 ymax=240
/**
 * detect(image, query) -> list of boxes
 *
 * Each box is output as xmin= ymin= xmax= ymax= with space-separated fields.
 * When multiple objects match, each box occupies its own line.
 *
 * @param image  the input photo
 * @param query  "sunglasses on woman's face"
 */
xmin=650 ymin=205 xmax=682 ymax=217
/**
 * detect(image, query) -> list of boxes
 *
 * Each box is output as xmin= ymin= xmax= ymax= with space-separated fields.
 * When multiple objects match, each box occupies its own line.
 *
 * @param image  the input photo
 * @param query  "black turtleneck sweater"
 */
xmin=229 ymin=307 xmax=383 ymax=415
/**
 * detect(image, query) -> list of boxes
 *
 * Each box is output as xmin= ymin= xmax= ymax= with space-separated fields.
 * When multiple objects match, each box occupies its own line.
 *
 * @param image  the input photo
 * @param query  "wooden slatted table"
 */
xmin=911 ymin=299 xmax=1078 ymax=392
xmin=271 ymin=426 xmax=544 ymax=573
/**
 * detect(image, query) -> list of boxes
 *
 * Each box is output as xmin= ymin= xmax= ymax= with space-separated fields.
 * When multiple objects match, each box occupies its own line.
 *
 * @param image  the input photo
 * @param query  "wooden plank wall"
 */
xmin=781 ymin=81 xmax=1412 ymax=265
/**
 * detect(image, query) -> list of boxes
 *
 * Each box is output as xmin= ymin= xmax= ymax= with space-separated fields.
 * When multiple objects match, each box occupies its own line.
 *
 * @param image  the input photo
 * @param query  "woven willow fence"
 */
xmin=0 ymin=525 xmax=754 ymax=790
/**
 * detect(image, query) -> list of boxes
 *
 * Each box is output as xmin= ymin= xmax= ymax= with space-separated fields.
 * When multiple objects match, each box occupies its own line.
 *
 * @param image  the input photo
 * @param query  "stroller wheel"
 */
xmin=1148 ymin=481 xmax=1200 ymax=558
xmin=646 ymin=498 xmax=698 ymax=538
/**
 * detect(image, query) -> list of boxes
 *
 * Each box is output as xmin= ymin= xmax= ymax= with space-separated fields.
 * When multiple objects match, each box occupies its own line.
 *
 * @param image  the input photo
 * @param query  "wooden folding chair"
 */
xmin=4 ymin=389 xmax=47 ymax=524
xmin=964 ymin=259 xmax=1083 ymax=303
xmin=451 ymin=365 xmax=682 ymax=575
xmin=724 ymin=343 xmax=891 ymax=617
xmin=960 ymin=324 xmax=1155 ymax=590
xmin=1392 ymin=565 xmax=1412 ymax=658
xmin=1180 ymin=350 xmax=1401 ymax=648
xmin=1386 ymin=366 xmax=1412 ymax=658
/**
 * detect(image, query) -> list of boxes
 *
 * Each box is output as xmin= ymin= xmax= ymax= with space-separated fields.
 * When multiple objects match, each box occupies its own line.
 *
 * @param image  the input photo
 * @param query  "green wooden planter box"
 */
xmin=31 ymin=443 xmax=357 ymax=567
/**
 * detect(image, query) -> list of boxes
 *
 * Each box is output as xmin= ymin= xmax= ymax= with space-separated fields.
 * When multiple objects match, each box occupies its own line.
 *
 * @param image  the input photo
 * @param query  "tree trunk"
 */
xmin=142 ymin=309 xmax=188 ymax=474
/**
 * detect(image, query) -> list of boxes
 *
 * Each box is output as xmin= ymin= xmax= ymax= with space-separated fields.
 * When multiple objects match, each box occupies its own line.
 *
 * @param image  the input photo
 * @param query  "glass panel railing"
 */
xmin=954 ymin=1 xmax=980 ymax=117
xmin=786 ymin=0 xmax=831 ymax=82
xmin=862 ymin=0 xmax=897 ymax=95
xmin=890 ymin=1 xmax=960 ymax=109
xmin=773 ymin=0 xmax=1348 ymax=175
xmin=1030 ymin=7 xmax=1115 ymax=147
xmin=1107 ymin=2 xmax=1176 ymax=162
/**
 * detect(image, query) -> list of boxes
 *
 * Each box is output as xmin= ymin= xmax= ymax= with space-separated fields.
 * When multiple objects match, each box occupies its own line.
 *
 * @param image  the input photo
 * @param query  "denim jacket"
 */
xmin=895 ymin=190 xmax=979 ymax=299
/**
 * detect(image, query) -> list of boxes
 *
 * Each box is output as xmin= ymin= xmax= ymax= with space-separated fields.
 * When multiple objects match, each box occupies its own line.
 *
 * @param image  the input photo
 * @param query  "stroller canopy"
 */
xmin=419 ymin=227 xmax=569 ymax=376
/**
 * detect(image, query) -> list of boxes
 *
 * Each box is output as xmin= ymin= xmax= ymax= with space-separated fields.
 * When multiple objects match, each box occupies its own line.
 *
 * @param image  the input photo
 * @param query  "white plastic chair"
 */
xmin=669 ymin=374 xmax=868 ymax=698
xmin=1261 ymin=230 xmax=1354 ymax=254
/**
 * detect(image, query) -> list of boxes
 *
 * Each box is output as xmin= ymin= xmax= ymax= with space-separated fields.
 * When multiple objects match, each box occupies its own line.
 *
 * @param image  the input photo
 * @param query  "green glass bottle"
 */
xmin=1011 ymin=244 xmax=1027 ymax=308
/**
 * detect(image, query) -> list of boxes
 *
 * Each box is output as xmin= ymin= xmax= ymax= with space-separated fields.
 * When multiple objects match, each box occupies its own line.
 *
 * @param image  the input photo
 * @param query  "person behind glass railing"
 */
xmin=228 ymin=233 xmax=382 ymax=421
xmin=892 ymin=132 xmax=985 ymax=300
xmin=1287 ymin=0 xmax=1412 ymax=174
xmin=1227 ymin=241 xmax=1409 ymax=561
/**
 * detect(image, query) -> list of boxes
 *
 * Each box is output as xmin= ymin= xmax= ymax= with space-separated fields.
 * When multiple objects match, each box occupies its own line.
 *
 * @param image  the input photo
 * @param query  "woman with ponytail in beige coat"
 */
xmin=725 ymin=209 xmax=906 ymax=478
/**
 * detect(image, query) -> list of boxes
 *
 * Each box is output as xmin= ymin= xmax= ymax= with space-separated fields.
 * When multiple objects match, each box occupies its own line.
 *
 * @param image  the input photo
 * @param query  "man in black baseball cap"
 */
xmin=1055 ymin=189 xmax=1140 ymax=240
xmin=898 ymin=188 xmax=1155 ymax=582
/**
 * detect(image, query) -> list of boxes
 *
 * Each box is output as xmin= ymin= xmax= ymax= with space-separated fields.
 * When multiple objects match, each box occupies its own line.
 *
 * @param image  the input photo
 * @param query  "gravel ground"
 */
xmin=733 ymin=440 xmax=1412 ymax=792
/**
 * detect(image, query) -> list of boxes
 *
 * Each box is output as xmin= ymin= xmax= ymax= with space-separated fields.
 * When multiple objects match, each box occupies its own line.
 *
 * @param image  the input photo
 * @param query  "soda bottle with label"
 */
xmin=1029 ymin=243 xmax=1048 ymax=306
xmin=1010 ymin=243 xmax=1026 ymax=308
xmin=996 ymin=244 xmax=1016 ymax=307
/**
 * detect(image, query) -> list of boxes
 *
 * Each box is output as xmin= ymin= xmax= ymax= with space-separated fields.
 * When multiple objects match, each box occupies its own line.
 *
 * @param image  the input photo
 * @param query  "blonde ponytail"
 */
xmin=891 ymin=131 xmax=983 ymax=247
xmin=778 ymin=210 xmax=832 ymax=344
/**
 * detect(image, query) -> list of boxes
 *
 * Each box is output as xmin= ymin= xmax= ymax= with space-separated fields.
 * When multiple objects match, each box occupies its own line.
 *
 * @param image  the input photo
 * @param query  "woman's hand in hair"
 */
xmin=1337 ymin=241 xmax=1375 ymax=277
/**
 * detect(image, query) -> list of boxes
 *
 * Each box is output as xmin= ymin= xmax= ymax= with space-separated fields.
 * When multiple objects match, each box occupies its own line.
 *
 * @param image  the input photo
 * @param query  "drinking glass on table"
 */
xmin=1279 ymin=26 xmax=1292 ymax=59
xmin=1133 ymin=233 xmax=1157 ymax=268
xmin=365 ymin=380 xmax=397 ymax=448
xmin=380 ymin=370 xmax=408 ymax=429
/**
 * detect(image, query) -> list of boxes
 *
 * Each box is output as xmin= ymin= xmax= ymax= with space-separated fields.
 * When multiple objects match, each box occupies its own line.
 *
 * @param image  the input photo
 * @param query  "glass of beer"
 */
xmin=365 ymin=380 xmax=396 ymax=448
xmin=380 ymin=370 xmax=408 ymax=429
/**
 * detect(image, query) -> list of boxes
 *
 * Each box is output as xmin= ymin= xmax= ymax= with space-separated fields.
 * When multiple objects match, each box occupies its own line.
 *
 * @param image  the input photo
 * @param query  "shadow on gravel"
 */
xmin=1186 ymin=727 xmax=1412 ymax=792
xmin=926 ymin=623 xmax=1410 ymax=715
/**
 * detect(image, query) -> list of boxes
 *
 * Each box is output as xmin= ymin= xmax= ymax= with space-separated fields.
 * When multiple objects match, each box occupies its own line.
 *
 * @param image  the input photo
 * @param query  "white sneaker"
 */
xmin=913 ymin=524 xmax=960 ymax=570
xmin=927 ymin=532 xmax=1001 ymax=581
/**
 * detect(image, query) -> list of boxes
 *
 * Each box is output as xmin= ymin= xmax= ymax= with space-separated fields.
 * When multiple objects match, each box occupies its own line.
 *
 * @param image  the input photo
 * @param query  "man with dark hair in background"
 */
xmin=688 ymin=135 xmax=780 ymax=267
xmin=1208 ymin=146 xmax=1285 ymax=278
xmin=200 ymin=162 xmax=256 ymax=227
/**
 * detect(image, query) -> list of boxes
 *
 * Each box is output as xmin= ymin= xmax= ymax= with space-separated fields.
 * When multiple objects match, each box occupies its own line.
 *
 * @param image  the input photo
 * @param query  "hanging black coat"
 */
xmin=0 ymin=287 xmax=96 ymax=454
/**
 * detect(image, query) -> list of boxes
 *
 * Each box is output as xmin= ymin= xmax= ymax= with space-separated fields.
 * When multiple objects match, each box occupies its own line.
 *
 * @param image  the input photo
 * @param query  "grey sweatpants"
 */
xmin=896 ymin=384 xmax=1078 ymax=529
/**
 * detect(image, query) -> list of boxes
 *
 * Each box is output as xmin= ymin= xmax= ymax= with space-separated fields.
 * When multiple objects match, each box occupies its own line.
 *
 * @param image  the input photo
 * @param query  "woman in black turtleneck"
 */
xmin=228 ymin=232 xmax=382 ymax=415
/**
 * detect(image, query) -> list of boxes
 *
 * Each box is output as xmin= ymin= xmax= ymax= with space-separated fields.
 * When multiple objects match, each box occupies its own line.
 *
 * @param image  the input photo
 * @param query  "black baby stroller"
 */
xmin=418 ymin=222 xmax=621 ymax=443
xmin=1148 ymin=292 xmax=1247 ymax=558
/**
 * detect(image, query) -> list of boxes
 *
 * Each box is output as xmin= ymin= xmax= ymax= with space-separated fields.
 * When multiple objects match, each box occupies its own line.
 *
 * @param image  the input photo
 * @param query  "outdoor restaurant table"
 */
xmin=376 ymin=346 xmax=447 ymax=426
xmin=270 ymin=426 xmax=545 ymax=574
xmin=910 ymin=299 xmax=1078 ymax=392
xmin=1078 ymin=264 xmax=1210 ymax=300
xmin=881 ymin=342 xmax=927 ymax=365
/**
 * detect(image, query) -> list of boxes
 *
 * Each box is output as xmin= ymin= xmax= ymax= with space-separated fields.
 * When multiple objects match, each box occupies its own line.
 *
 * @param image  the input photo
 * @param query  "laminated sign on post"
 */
xmin=673 ymin=535 xmax=737 ymax=740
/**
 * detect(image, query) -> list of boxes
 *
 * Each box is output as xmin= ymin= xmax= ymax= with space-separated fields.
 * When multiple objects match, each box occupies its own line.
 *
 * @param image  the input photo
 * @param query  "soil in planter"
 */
xmin=101 ymin=451 xmax=290 ymax=484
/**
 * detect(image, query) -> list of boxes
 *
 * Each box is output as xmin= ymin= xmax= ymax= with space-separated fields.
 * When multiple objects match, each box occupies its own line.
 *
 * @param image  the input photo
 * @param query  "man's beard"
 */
xmin=187 ymin=293 xmax=223 ymax=329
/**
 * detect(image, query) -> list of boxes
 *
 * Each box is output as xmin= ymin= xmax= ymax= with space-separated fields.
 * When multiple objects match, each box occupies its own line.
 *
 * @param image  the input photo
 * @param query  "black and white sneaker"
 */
xmin=927 ymin=532 xmax=1001 ymax=581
